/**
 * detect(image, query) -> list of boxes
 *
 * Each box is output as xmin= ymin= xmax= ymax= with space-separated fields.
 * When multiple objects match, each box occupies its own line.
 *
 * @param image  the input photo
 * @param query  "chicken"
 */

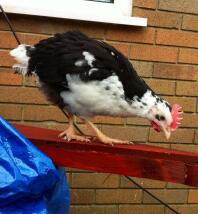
xmin=10 ymin=31 xmax=182 ymax=145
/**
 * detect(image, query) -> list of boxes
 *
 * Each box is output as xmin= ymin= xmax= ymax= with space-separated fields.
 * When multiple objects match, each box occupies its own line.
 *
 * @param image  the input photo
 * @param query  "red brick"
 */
xmin=130 ymin=45 xmax=178 ymax=63
xmin=156 ymin=30 xmax=198 ymax=48
xmin=106 ymin=27 xmax=155 ymax=44
xmin=92 ymin=116 xmax=125 ymax=125
xmin=159 ymin=0 xmax=198 ymax=14
xmin=37 ymin=122 xmax=70 ymax=130
xmin=165 ymin=205 xmax=198 ymax=214
xmin=67 ymin=168 xmax=90 ymax=173
xmin=120 ymin=177 xmax=166 ymax=189
xmin=126 ymin=116 xmax=149 ymax=126
xmin=0 ymin=86 xmax=48 ymax=104
xmin=149 ymin=128 xmax=194 ymax=144
xmin=162 ymin=96 xmax=197 ymax=113
xmin=23 ymin=105 xmax=66 ymax=122
xmin=71 ymin=172 xmax=119 ymax=188
xmin=17 ymin=121 xmax=50 ymax=129
xmin=24 ymin=75 xmax=37 ymax=87
xmin=96 ymin=189 xmax=142 ymax=204
xmin=0 ymin=50 xmax=15 ymax=67
xmin=181 ymin=113 xmax=198 ymax=128
xmin=71 ymin=190 xmax=95 ymax=204
xmin=133 ymin=0 xmax=157 ymax=9
xmin=0 ymin=31 xmax=24 ymax=49
xmin=145 ymin=79 xmax=176 ymax=95
xmin=132 ymin=61 xmax=153 ymax=77
xmin=66 ymin=172 xmax=72 ymax=186
xmin=146 ymin=143 xmax=171 ymax=149
xmin=179 ymin=48 xmax=198 ymax=65
xmin=5 ymin=14 xmax=105 ymax=39
xmin=73 ymin=121 xmax=100 ymax=136
xmin=7 ymin=14 xmax=58 ymax=34
xmin=153 ymin=63 xmax=198 ymax=81
xmin=133 ymin=8 xmax=182 ymax=29
xmin=23 ymin=122 xmax=77 ymax=134
xmin=143 ymin=189 xmax=188 ymax=204
xmin=195 ymin=129 xmax=198 ymax=144
xmin=188 ymin=190 xmax=198 ymax=203
xmin=120 ymin=205 xmax=164 ymax=214
xmin=0 ymin=68 xmax=22 ymax=85
xmin=176 ymin=81 xmax=198 ymax=96
xmin=171 ymin=144 xmax=198 ymax=153
xmin=167 ymin=182 xmax=191 ymax=189
xmin=0 ymin=104 xmax=22 ymax=120
xmin=24 ymin=33 xmax=49 ymax=45
xmin=101 ymin=126 xmax=148 ymax=142
xmin=0 ymin=14 xmax=10 ymax=30
xmin=70 ymin=205 xmax=117 ymax=214
xmin=76 ymin=124 xmax=99 ymax=136
xmin=182 ymin=15 xmax=198 ymax=32
xmin=195 ymin=130 xmax=198 ymax=144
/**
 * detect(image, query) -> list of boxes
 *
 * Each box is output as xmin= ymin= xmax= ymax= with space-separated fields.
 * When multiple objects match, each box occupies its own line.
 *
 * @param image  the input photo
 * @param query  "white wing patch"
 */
xmin=9 ymin=44 xmax=31 ymax=75
xmin=75 ymin=59 xmax=86 ymax=67
xmin=88 ymin=68 xmax=98 ymax=76
xmin=10 ymin=44 xmax=30 ymax=65
xmin=82 ymin=51 xmax=95 ymax=67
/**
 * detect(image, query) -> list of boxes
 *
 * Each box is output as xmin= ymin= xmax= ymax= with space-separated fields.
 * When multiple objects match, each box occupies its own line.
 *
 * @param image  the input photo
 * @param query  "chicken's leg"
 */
xmin=59 ymin=114 xmax=90 ymax=142
xmin=85 ymin=120 xmax=132 ymax=145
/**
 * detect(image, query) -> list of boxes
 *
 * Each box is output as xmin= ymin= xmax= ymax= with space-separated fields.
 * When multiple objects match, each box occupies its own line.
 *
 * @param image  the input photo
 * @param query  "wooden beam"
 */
xmin=15 ymin=124 xmax=198 ymax=187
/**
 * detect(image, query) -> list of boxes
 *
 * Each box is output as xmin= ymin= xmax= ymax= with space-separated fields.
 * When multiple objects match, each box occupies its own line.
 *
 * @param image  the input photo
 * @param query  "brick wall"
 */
xmin=0 ymin=0 xmax=198 ymax=213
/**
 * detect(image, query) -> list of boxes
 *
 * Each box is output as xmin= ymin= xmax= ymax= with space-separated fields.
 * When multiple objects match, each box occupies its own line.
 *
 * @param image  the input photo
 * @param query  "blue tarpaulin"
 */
xmin=0 ymin=116 xmax=70 ymax=214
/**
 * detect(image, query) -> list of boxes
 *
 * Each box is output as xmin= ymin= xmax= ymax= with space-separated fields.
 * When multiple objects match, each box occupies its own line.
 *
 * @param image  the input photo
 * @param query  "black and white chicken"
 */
xmin=10 ymin=31 xmax=182 ymax=145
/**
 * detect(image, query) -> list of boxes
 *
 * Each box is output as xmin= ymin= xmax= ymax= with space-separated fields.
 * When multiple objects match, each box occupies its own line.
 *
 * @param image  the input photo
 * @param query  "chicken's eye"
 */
xmin=160 ymin=116 xmax=165 ymax=121
xmin=155 ymin=114 xmax=165 ymax=121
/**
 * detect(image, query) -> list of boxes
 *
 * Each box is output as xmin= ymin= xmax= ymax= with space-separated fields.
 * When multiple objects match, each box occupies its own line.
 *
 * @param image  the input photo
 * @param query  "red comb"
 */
xmin=169 ymin=104 xmax=183 ymax=131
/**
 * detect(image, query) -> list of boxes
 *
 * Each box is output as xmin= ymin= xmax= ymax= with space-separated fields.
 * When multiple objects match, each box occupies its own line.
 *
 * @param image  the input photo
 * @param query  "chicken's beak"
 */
xmin=161 ymin=126 xmax=171 ymax=140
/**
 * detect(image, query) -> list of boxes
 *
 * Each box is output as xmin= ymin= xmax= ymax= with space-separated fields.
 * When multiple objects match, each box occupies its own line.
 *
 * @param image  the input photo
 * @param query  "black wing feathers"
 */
xmin=94 ymin=40 xmax=150 ymax=99
xmin=28 ymin=31 xmax=150 ymax=99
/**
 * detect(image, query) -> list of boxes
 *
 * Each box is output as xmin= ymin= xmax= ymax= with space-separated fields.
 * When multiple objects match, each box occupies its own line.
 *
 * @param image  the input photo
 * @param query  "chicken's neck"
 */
xmin=128 ymin=90 xmax=165 ymax=118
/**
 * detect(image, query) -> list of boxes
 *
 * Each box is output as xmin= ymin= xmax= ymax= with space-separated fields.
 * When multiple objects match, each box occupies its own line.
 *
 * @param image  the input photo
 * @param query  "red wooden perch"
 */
xmin=15 ymin=124 xmax=198 ymax=187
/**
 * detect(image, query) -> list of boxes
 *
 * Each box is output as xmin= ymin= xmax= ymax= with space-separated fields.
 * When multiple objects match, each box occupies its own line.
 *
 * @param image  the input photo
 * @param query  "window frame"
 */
xmin=1 ymin=0 xmax=147 ymax=26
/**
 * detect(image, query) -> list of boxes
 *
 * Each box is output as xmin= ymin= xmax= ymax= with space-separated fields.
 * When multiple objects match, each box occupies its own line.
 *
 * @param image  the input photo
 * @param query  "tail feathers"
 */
xmin=10 ymin=44 xmax=34 ymax=75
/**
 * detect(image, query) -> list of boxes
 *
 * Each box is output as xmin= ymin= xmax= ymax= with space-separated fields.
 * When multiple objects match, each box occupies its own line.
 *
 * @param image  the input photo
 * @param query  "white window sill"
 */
xmin=1 ymin=1 xmax=147 ymax=27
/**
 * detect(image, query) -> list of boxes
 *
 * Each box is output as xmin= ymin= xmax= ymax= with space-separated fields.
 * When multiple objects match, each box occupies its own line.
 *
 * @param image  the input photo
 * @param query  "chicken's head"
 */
xmin=148 ymin=103 xmax=183 ymax=140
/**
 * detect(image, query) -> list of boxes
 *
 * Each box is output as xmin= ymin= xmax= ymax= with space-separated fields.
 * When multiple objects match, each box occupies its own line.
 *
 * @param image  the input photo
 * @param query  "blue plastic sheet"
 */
xmin=0 ymin=116 xmax=70 ymax=214
xmin=44 ymin=167 xmax=70 ymax=214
